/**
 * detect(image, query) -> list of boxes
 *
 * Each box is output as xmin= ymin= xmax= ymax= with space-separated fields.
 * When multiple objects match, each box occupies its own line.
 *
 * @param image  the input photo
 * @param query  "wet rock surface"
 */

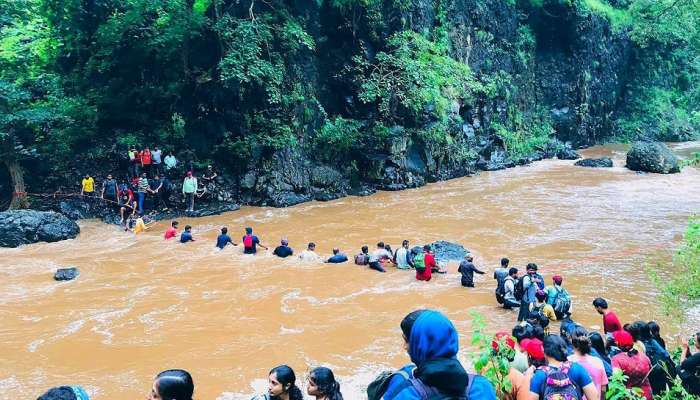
xmin=54 ymin=267 xmax=80 ymax=281
xmin=575 ymin=157 xmax=613 ymax=168
xmin=0 ymin=210 xmax=80 ymax=247
xmin=626 ymin=142 xmax=680 ymax=174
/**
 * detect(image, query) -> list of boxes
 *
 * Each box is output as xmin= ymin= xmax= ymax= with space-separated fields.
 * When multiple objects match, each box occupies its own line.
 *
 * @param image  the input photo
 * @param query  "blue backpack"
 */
xmin=538 ymin=362 xmax=581 ymax=400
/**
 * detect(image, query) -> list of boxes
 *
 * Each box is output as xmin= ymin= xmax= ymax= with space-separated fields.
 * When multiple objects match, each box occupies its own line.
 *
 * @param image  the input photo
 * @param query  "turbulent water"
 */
xmin=2 ymin=143 xmax=699 ymax=400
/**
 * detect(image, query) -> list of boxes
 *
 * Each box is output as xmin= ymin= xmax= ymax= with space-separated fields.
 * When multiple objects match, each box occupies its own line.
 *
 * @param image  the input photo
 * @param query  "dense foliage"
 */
xmin=1 ymin=0 xmax=699 ymax=206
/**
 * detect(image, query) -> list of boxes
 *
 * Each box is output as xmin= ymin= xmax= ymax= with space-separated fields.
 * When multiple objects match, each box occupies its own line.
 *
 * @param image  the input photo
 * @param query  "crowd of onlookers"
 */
xmin=77 ymin=146 xmax=222 ymax=226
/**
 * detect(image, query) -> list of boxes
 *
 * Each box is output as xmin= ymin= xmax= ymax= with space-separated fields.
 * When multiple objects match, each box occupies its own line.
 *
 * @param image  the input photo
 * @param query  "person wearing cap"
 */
xmin=101 ymin=174 xmax=118 ymax=203
xmin=457 ymin=253 xmax=486 ymax=288
xmin=546 ymin=275 xmax=572 ymax=320
xmin=38 ymin=385 xmax=90 ymax=400
xmin=273 ymin=238 xmax=294 ymax=258
xmin=182 ymin=171 xmax=197 ymax=212
xmin=326 ymin=248 xmax=348 ymax=264
xmin=526 ymin=335 xmax=600 ymax=400
xmin=611 ymin=330 xmax=653 ymax=399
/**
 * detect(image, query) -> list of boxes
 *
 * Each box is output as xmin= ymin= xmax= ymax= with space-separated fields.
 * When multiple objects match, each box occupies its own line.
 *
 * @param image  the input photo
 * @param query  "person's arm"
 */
xmin=474 ymin=264 xmax=486 ymax=274
xmin=257 ymin=238 xmax=268 ymax=250
xmin=581 ymin=383 xmax=600 ymax=400
xmin=80 ymin=181 xmax=85 ymax=195
xmin=101 ymin=184 xmax=105 ymax=198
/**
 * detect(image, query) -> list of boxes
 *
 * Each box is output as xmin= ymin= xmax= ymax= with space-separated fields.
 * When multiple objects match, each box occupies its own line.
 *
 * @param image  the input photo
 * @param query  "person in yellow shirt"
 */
xmin=128 ymin=216 xmax=155 ymax=234
xmin=531 ymin=290 xmax=558 ymax=335
xmin=81 ymin=174 xmax=95 ymax=197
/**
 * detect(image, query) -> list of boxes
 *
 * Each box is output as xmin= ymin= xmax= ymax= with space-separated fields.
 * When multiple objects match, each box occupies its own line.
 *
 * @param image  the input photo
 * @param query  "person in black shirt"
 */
xmin=273 ymin=239 xmax=294 ymax=258
xmin=680 ymin=332 xmax=700 ymax=396
xmin=457 ymin=253 xmax=485 ymax=287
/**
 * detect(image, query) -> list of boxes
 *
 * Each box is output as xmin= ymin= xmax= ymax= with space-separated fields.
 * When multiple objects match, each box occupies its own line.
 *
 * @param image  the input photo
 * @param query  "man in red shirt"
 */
xmin=415 ymin=245 xmax=434 ymax=281
xmin=164 ymin=220 xmax=179 ymax=240
xmin=593 ymin=297 xmax=622 ymax=333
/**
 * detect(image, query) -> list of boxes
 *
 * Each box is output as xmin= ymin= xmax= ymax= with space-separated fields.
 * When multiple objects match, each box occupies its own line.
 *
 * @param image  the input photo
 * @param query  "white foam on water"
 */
xmin=27 ymin=339 xmax=45 ymax=353
xmin=279 ymin=325 xmax=304 ymax=335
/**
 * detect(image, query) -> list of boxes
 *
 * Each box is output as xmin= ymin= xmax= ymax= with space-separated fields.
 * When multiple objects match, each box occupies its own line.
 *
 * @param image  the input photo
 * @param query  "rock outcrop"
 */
xmin=575 ymin=157 xmax=613 ymax=168
xmin=54 ymin=267 xmax=80 ymax=281
xmin=0 ymin=210 xmax=80 ymax=248
xmin=626 ymin=142 xmax=680 ymax=174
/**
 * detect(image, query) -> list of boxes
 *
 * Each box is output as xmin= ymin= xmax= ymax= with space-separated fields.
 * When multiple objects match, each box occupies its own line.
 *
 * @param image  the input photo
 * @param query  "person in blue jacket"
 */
xmin=381 ymin=309 xmax=497 ymax=400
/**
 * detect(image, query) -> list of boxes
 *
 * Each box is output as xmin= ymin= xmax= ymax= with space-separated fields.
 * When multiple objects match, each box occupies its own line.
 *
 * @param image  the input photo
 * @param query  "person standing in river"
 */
xmin=326 ymin=248 xmax=348 ymax=264
xmin=393 ymin=240 xmax=414 ymax=269
xmin=518 ymin=263 xmax=540 ymax=322
xmin=494 ymin=257 xmax=510 ymax=304
xmin=216 ymin=227 xmax=237 ymax=249
xmin=273 ymin=239 xmax=294 ymax=258
xmin=243 ymin=227 xmax=268 ymax=254
xmin=368 ymin=242 xmax=392 ymax=272
xmin=457 ymin=253 xmax=485 ymax=287
xmin=414 ymin=245 xmax=433 ymax=281
xmin=354 ymin=246 xmax=370 ymax=265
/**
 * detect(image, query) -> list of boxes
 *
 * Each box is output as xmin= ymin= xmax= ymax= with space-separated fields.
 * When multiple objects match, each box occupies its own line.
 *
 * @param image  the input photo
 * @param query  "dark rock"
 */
xmin=556 ymin=146 xmax=581 ymax=160
xmin=411 ymin=241 xmax=469 ymax=263
xmin=54 ymin=267 xmax=79 ymax=281
xmin=575 ymin=157 xmax=613 ymax=168
xmin=626 ymin=142 xmax=680 ymax=174
xmin=0 ymin=210 xmax=80 ymax=248
xmin=188 ymin=203 xmax=241 ymax=217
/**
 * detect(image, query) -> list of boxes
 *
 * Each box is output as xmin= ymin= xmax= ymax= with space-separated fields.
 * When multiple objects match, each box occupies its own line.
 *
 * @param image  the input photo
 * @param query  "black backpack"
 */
xmin=514 ymin=276 xmax=526 ymax=301
xmin=494 ymin=272 xmax=506 ymax=304
xmin=367 ymin=370 xmax=410 ymax=400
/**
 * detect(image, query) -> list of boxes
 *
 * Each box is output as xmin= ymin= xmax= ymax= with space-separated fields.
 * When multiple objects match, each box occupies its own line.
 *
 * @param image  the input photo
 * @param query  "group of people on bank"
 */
xmin=35 ymin=307 xmax=700 ymax=400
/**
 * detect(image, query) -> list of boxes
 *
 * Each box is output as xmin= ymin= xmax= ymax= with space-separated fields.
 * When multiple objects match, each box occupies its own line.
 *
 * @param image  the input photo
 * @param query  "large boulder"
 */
xmin=0 ymin=210 xmax=80 ymax=248
xmin=411 ymin=241 xmax=469 ymax=263
xmin=574 ymin=157 xmax=613 ymax=168
xmin=626 ymin=142 xmax=680 ymax=174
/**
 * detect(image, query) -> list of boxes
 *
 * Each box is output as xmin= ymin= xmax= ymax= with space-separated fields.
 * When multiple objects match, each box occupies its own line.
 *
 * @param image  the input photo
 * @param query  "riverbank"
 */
xmin=2 ymin=143 xmax=699 ymax=399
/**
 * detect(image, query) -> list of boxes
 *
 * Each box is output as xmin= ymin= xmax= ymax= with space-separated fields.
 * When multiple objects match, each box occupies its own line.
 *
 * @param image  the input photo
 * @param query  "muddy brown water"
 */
xmin=1 ymin=143 xmax=699 ymax=400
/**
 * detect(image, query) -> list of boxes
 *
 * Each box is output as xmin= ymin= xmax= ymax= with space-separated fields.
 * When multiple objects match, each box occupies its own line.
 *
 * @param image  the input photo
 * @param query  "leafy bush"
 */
xmin=469 ymin=311 xmax=515 ymax=400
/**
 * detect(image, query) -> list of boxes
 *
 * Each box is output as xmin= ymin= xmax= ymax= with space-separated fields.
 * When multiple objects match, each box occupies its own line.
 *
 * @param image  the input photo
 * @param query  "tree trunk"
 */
xmin=5 ymin=159 xmax=28 ymax=209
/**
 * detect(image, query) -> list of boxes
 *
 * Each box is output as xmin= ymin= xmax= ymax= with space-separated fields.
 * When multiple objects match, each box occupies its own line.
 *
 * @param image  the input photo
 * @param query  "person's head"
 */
xmin=145 ymin=147 xmax=150 ymax=151
xmin=267 ymin=365 xmax=303 ymax=400
xmin=571 ymin=326 xmax=592 ymax=355
xmin=630 ymin=320 xmax=652 ymax=341
xmin=402 ymin=240 xmax=409 ymax=248
xmin=141 ymin=172 xmax=147 ymax=178
xmin=85 ymin=174 xmax=90 ymax=178
xmin=512 ymin=324 xmax=533 ymax=345
xmin=423 ymin=244 xmax=431 ymax=253
xmin=107 ymin=174 xmax=113 ymax=180
xmin=400 ymin=309 xmax=459 ymax=365
xmin=648 ymin=321 xmax=661 ymax=339
xmin=613 ymin=330 xmax=635 ymax=352
xmin=332 ymin=248 xmax=339 ymax=255
xmin=526 ymin=263 xmax=538 ymax=274
xmin=245 ymin=227 xmax=252 ymax=235
xmin=307 ymin=367 xmax=342 ymax=400
xmin=592 ymin=297 xmax=608 ymax=314
xmin=281 ymin=238 xmax=289 ymax=246
xmin=38 ymin=386 xmax=90 ymax=400
xmin=532 ymin=324 xmax=546 ymax=340
xmin=501 ymin=257 xmax=509 ymax=268
xmin=465 ymin=254 xmax=473 ymax=262
xmin=186 ymin=171 xmax=193 ymax=177
xmin=377 ymin=241 xmax=384 ymax=249
xmin=361 ymin=246 xmax=368 ymax=254
xmin=385 ymin=244 xmax=392 ymax=252
xmin=543 ymin=335 xmax=569 ymax=363
xmin=221 ymin=227 xmax=228 ymax=235
xmin=207 ymin=165 xmax=213 ymax=170
xmin=524 ymin=338 xmax=546 ymax=367
xmin=508 ymin=267 xmax=518 ymax=278
xmin=552 ymin=275 xmax=563 ymax=285
xmin=535 ymin=289 xmax=547 ymax=303
xmin=171 ymin=221 xmax=179 ymax=228
xmin=184 ymin=225 xmax=192 ymax=232
xmin=588 ymin=331 xmax=607 ymax=357
xmin=308 ymin=242 xmax=316 ymax=251
xmin=149 ymin=369 xmax=194 ymax=400
xmin=560 ymin=320 xmax=577 ymax=344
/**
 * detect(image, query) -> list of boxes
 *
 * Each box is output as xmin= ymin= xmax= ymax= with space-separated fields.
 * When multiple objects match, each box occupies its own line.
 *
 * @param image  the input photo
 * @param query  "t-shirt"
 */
xmin=612 ymin=352 xmax=653 ymax=399
xmin=603 ymin=311 xmax=622 ymax=334
xmin=424 ymin=253 xmax=437 ymax=270
xmin=180 ymin=231 xmax=194 ymax=243
xmin=151 ymin=149 xmax=162 ymax=164
xmin=569 ymin=354 xmax=609 ymax=394
xmin=164 ymin=155 xmax=177 ymax=169
xmin=243 ymin=235 xmax=260 ymax=254
xmin=511 ymin=350 xmax=529 ymax=373
xmin=680 ymin=353 xmax=700 ymax=395
xmin=394 ymin=247 xmax=412 ymax=269
xmin=182 ymin=177 xmax=197 ymax=194
xmin=102 ymin=179 xmax=117 ymax=195
xmin=529 ymin=362 xmax=593 ymax=398
xmin=216 ymin=234 xmax=232 ymax=249
xmin=137 ymin=177 xmax=149 ymax=193
xmin=368 ymin=248 xmax=392 ymax=263
xmin=133 ymin=218 xmax=146 ymax=234
xmin=81 ymin=177 xmax=95 ymax=192
xmin=273 ymin=245 xmax=294 ymax=258
xmin=164 ymin=227 xmax=178 ymax=240
xmin=458 ymin=261 xmax=484 ymax=285
xmin=327 ymin=254 xmax=348 ymax=263
xmin=141 ymin=150 xmax=152 ymax=165
xmin=299 ymin=250 xmax=322 ymax=262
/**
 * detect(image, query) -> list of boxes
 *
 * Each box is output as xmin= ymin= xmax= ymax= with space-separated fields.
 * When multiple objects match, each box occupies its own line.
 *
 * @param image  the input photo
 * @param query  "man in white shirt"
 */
xmin=368 ymin=242 xmax=392 ymax=272
xmin=299 ymin=242 xmax=322 ymax=262
xmin=394 ymin=240 xmax=414 ymax=270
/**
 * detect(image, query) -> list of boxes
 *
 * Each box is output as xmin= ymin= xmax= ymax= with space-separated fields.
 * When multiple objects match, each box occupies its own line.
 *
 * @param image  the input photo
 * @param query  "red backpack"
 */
xmin=243 ymin=234 xmax=254 ymax=249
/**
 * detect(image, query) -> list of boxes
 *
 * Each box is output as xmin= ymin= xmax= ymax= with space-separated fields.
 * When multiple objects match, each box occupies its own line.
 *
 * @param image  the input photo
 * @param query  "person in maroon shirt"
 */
xmin=593 ymin=297 xmax=622 ymax=333
xmin=415 ymin=245 xmax=433 ymax=281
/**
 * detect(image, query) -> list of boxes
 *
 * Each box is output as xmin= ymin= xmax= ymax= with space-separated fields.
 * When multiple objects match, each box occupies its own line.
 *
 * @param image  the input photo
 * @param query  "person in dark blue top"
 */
xmin=180 ymin=225 xmax=195 ymax=243
xmin=376 ymin=309 xmax=497 ymax=400
xmin=273 ymin=239 xmax=294 ymax=258
xmin=326 ymin=248 xmax=348 ymax=264
xmin=242 ymin=226 xmax=267 ymax=254
xmin=215 ymin=227 xmax=237 ymax=249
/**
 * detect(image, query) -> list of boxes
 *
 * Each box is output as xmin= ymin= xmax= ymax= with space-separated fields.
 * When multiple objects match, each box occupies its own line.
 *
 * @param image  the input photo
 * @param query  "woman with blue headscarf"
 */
xmin=375 ymin=309 xmax=496 ymax=400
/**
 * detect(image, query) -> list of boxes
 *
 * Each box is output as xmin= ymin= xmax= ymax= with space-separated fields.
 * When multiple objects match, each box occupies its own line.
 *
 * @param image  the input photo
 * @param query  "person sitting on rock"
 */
xmin=202 ymin=165 xmax=218 ymax=183
xmin=354 ymin=246 xmax=370 ymax=265
xmin=299 ymin=242 xmax=322 ymax=262
xmin=119 ymin=188 xmax=137 ymax=225
xmin=38 ymin=385 xmax=91 ymax=400
xmin=273 ymin=238 xmax=294 ymax=258
xmin=326 ymin=248 xmax=348 ymax=264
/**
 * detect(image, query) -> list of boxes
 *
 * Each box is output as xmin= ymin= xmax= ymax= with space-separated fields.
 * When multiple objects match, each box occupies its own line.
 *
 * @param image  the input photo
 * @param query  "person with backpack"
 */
xmin=494 ymin=258 xmax=510 ymax=305
xmin=251 ymin=365 xmax=304 ymax=400
xmin=355 ymin=246 xmax=370 ymax=265
xmin=517 ymin=264 xmax=540 ymax=322
xmin=530 ymin=290 xmax=557 ymax=335
xmin=503 ymin=268 xmax=521 ymax=310
xmin=242 ymin=227 xmax=267 ymax=254
xmin=368 ymin=309 xmax=497 ymax=400
xmin=611 ymin=330 xmax=653 ymax=400
xmin=526 ymin=335 xmax=600 ymax=400
xmin=545 ymin=275 xmax=571 ymax=320
xmin=457 ymin=254 xmax=485 ymax=288
xmin=679 ymin=331 xmax=700 ymax=396
xmin=414 ymin=246 xmax=432 ymax=282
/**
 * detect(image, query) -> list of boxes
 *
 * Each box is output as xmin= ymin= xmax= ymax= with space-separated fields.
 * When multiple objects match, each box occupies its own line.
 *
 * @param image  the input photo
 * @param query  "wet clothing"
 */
xmin=242 ymin=234 xmax=260 ymax=254
xmin=216 ymin=234 xmax=233 ymax=249
xmin=503 ymin=276 xmax=520 ymax=308
xmin=299 ymin=250 xmax=322 ymax=262
xmin=180 ymin=231 xmax=194 ymax=243
xmin=273 ymin=245 xmax=294 ymax=258
xmin=424 ymin=253 xmax=437 ymax=272
xmin=457 ymin=260 xmax=485 ymax=287
xmin=164 ymin=227 xmax=178 ymax=240
xmin=133 ymin=218 xmax=147 ymax=234
xmin=603 ymin=311 xmax=622 ymax=334
xmin=355 ymin=253 xmax=369 ymax=265
xmin=612 ymin=351 xmax=653 ymax=400
xmin=529 ymin=362 xmax=593 ymax=399
xmin=680 ymin=352 xmax=700 ymax=395
xmin=416 ymin=258 xmax=432 ymax=281
xmin=394 ymin=247 xmax=414 ymax=269
xmin=327 ymin=253 xmax=348 ymax=263
xmin=369 ymin=248 xmax=391 ymax=273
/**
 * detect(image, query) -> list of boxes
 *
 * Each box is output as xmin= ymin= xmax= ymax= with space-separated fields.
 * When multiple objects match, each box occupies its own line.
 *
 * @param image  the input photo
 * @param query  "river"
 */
xmin=1 ymin=143 xmax=699 ymax=400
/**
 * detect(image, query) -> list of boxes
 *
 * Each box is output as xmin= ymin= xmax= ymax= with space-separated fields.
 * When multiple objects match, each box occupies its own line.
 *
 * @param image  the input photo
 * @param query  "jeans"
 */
xmin=518 ymin=301 xmax=532 ymax=322
xmin=504 ymin=299 xmax=521 ymax=310
xmin=137 ymin=191 xmax=145 ymax=213
xmin=369 ymin=261 xmax=386 ymax=273
xmin=184 ymin=192 xmax=194 ymax=211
